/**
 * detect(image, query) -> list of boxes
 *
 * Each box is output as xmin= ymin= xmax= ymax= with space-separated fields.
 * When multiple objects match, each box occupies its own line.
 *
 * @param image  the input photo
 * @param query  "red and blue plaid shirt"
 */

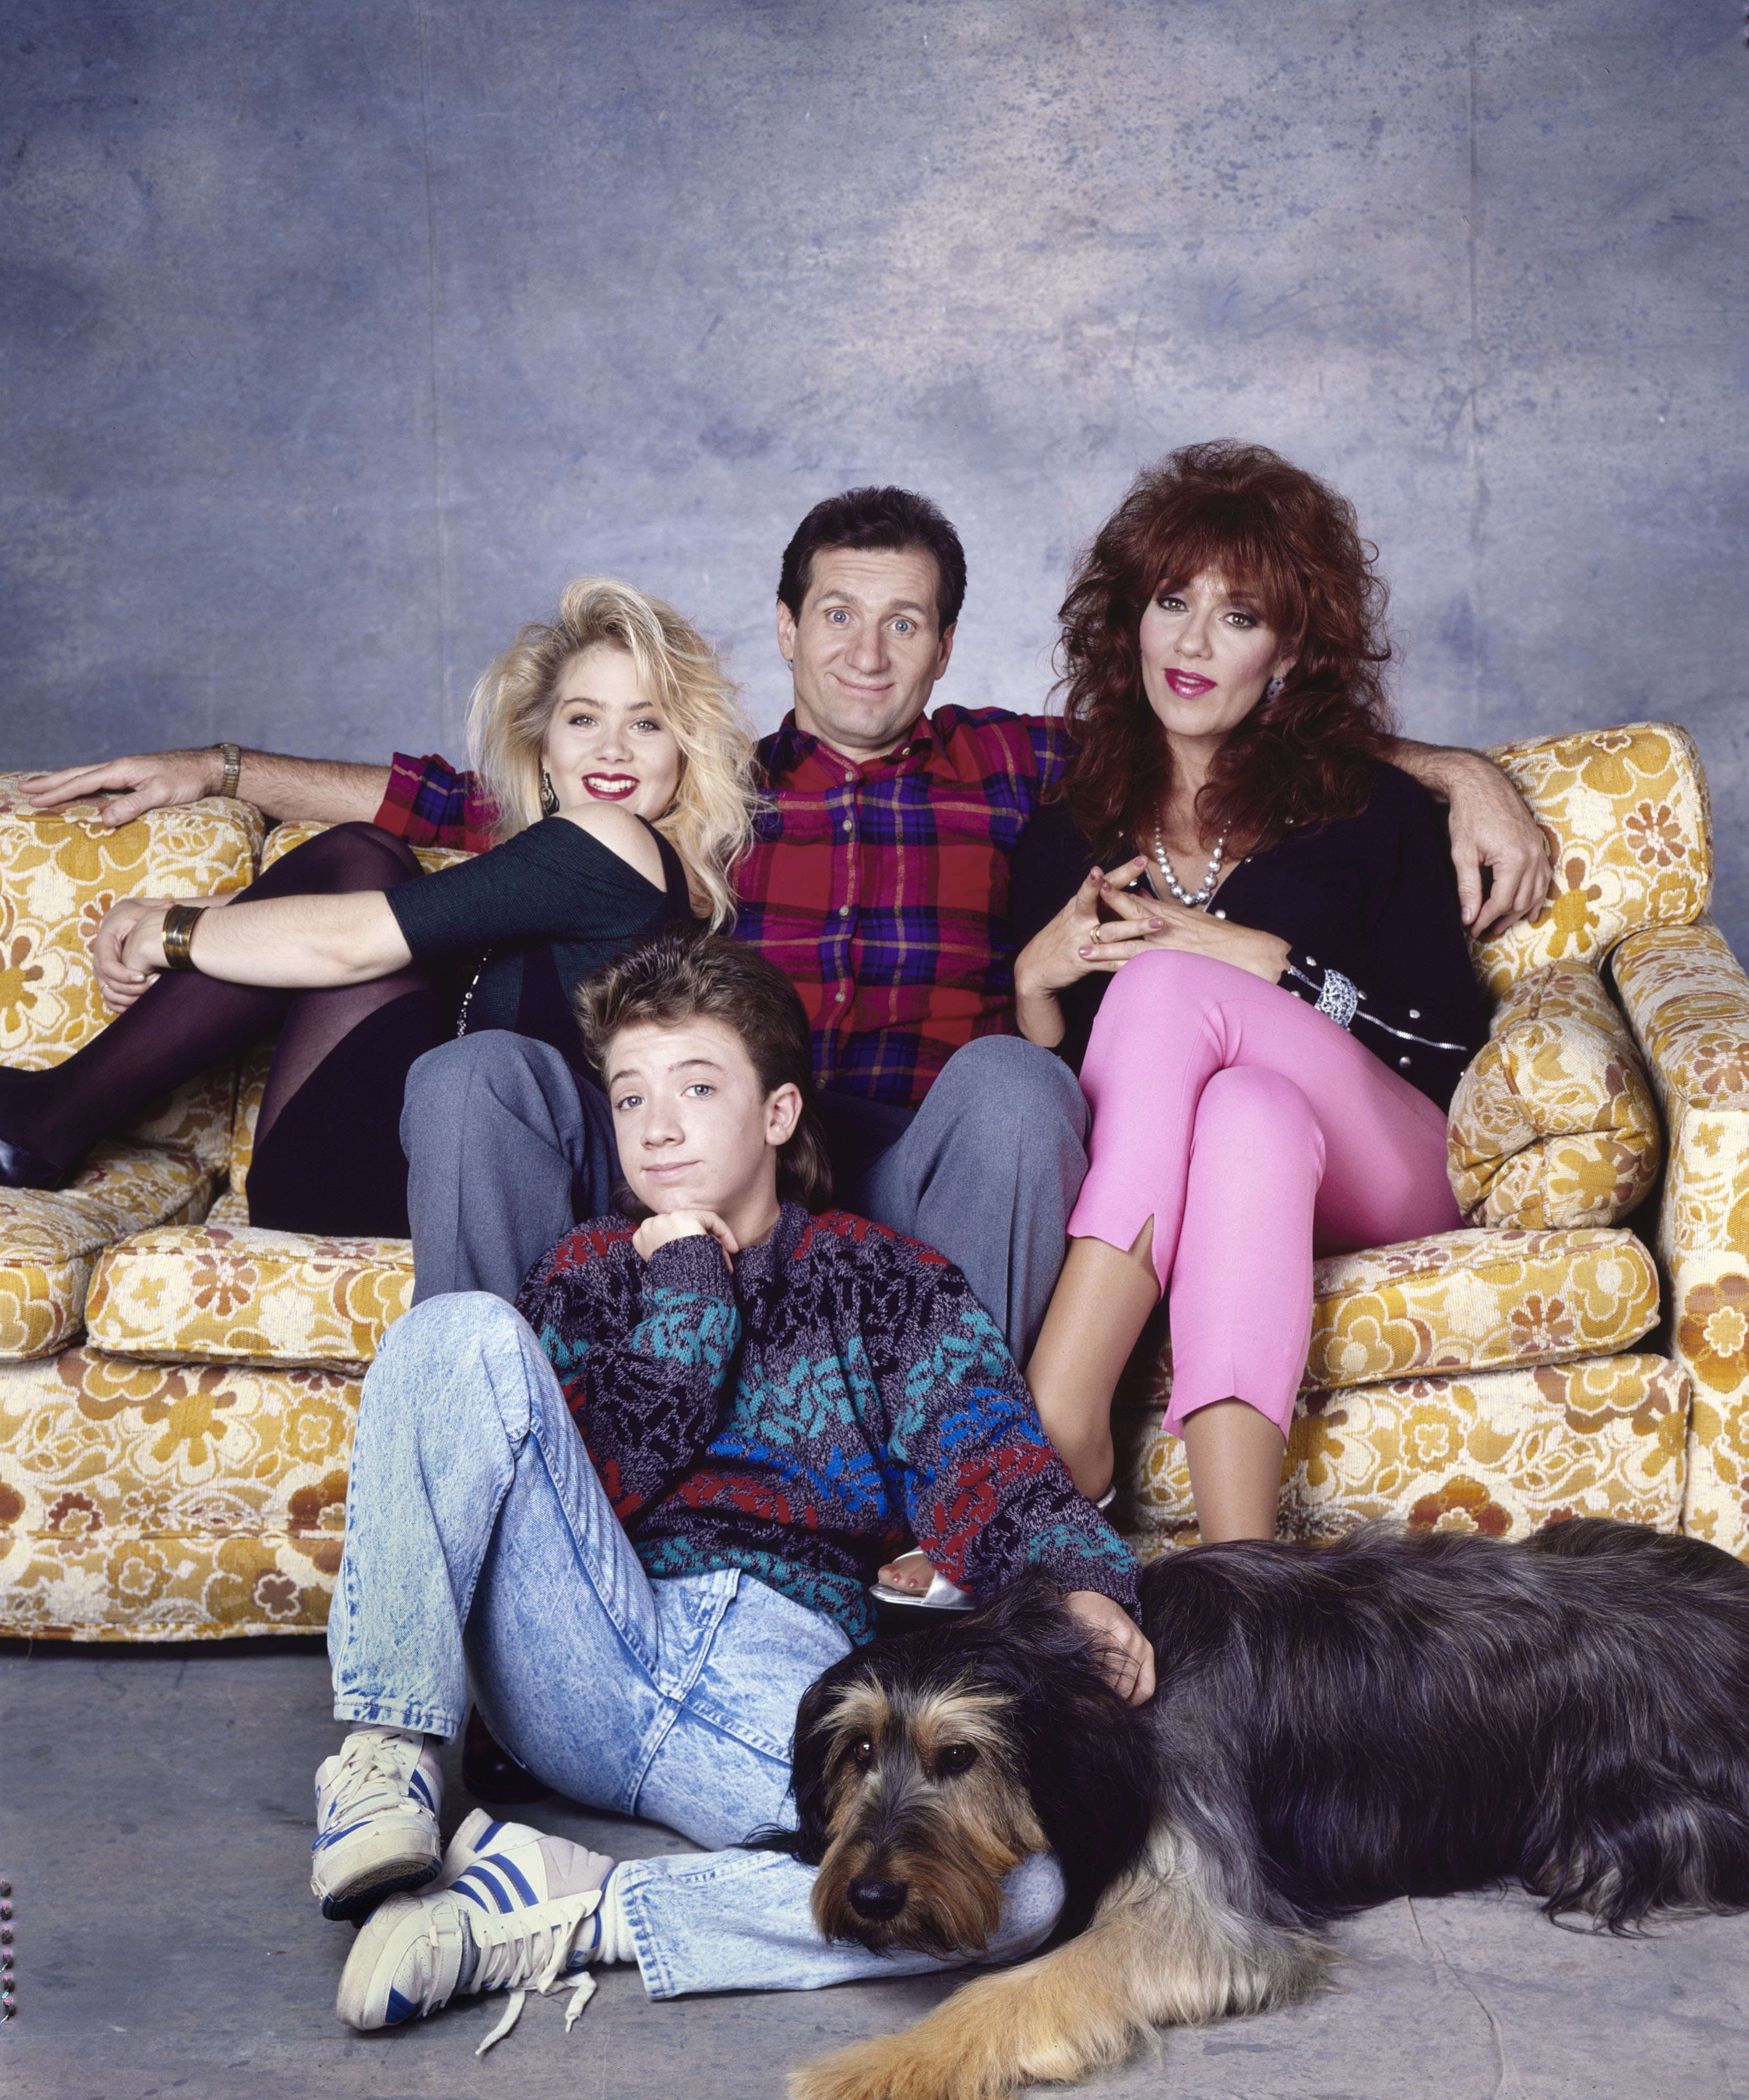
xmin=375 ymin=705 xmax=1071 ymax=1106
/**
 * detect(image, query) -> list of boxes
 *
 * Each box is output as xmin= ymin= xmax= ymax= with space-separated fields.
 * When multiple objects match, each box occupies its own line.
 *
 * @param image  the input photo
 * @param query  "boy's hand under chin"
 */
xmin=632 ymin=1210 xmax=740 ymax=1263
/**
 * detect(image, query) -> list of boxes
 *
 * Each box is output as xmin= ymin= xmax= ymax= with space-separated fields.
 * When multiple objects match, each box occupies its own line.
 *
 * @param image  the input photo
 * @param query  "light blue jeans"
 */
xmin=328 ymin=1292 xmax=1065 ymax=1997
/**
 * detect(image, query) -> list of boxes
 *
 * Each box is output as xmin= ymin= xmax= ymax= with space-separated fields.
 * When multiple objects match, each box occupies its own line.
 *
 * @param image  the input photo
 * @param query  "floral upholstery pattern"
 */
xmin=1118 ymin=1353 xmax=1689 ymax=1553
xmin=85 ymin=1224 xmax=414 ymax=1368
xmin=1301 ymin=1227 xmax=1655 ymax=1388
xmin=0 ymin=782 xmax=258 ymax=1356
xmin=1446 ymin=965 xmax=1661 ymax=1228
xmin=0 ymin=1145 xmax=216 ymax=1361
xmin=1466 ymin=723 xmax=1711 ymax=1002
xmin=1614 ymin=917 xmax=1749 ymax=1555
xmin=0 ymin=773 xmax=261 ymax=1112
xmin=0 ymin=1347 xmax=354 ymax=1638
xmin=223 ymin=1038 xmax=276 ymax=1205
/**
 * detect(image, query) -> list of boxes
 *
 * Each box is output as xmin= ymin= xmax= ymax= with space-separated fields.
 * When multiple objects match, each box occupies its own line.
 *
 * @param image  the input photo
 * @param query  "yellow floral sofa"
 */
xmin=1 ymin=723 xmax=1746 ymax=1639
xmin=0 ymin=803 xmax=445 ymax=1637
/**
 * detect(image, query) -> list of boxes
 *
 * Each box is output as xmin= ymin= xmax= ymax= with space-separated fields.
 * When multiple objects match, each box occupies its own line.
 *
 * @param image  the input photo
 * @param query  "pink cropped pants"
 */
xmin=1068 ymin=950 xmax=1462 ymax=1437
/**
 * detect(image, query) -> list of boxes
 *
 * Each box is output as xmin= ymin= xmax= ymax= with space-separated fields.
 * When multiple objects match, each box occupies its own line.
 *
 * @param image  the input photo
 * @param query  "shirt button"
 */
xmin=1214 ymin=909 xmax=1227 ymax=919
xmin=1305 ymin=955 xmax=1317 ymax=967
xmin=838 ymin=905 xmax=850 ymax=917
xmin=836 ymin=989 xmax=847 ymax=1002
xmin=842 ymin=820 xmax=853 ymax=834
xmin=1409 ymin=1008 xmax=1420 ymax=1019
xmin=1399 ymin=1056 xmax=1411 ymax=1068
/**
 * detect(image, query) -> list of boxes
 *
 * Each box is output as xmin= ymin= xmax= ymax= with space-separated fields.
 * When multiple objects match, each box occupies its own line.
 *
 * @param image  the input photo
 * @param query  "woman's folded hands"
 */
xmin=1014 ymin=859 xmax=1291 ymax=1047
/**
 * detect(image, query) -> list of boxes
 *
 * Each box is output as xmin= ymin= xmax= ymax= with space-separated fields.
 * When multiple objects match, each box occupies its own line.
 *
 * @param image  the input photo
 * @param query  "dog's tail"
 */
xmin=787 ymin=1852 xmax=1327 ymax=2100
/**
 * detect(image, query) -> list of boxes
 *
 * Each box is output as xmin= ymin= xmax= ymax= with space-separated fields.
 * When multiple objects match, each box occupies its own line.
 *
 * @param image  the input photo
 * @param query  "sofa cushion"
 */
xmin=1118 ymin=1353 xmax=1689 ymax=1551
xmin=1614 ymin=916 xmax=1749 ymax=1118
xmin=0 ymin=1347 xmax=353 ymax=1637
xmin=1130 ymin=1226 xmax=1656 ymax=1410
xmin=259 ymin=819 xmax=472 ymax=875
xmin=0 ymin=775 xmax=262 ymax=1173
xmin=1306 ymin=1227 xmax=1657 ymax=1387
xmin=1447 ymin=965 xmax=1660 ymax=1228
xmin=0 ymin=1144 xmax=216 ymax=1361
xmin=84 ymin=1224 xmax=413 ymax=1368
xmin=1468 ymin=722 xmax=1710 ymax=1003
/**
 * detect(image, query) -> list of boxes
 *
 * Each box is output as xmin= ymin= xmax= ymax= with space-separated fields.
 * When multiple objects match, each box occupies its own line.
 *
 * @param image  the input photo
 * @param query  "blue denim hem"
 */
xmin=332 ymin=1696 xmax=460 ymax=1741
xmin=612 ymin=1850 xmax=807 ymax=1999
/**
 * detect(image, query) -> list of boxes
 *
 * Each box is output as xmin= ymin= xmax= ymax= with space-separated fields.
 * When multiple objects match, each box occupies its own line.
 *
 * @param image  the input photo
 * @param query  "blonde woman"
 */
xmin=0 ymin=579 xmax=758 ymax=1240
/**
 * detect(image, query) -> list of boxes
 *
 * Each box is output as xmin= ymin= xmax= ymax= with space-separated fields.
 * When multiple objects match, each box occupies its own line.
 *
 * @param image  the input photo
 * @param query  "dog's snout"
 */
xmin=847 ymin=1878 xmax=908 ymax=1921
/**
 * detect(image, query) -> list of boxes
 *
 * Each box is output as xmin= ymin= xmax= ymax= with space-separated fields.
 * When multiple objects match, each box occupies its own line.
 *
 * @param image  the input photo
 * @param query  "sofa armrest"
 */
xmin=1447 ymin=964 xmax=1660 ymax=1228
xmin=1612 ymin=916 xmax=1749 ymax=1555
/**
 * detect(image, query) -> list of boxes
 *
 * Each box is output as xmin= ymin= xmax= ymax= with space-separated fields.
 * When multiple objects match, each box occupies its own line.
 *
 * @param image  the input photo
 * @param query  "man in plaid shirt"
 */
xmin=383 ymin=489 xmax=1098 ymax=1367
xmin=28 ymin=487 xmax=1551 ymax=1371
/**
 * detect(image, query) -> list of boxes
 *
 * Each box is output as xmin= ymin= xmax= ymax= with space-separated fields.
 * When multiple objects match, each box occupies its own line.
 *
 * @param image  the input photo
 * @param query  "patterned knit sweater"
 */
xmin=516 ymin=1203 xmax=1139 ymax=1645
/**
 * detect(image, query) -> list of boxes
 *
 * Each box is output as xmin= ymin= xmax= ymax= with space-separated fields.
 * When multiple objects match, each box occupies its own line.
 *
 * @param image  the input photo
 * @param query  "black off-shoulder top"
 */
xmin=386 ymin=815 xmax=695 ymax=1073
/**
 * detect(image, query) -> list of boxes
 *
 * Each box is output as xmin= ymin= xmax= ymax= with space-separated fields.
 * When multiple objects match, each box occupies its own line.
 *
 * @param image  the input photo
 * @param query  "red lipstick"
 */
xmin=1164 ymin=670 xmax=1216 ymax=697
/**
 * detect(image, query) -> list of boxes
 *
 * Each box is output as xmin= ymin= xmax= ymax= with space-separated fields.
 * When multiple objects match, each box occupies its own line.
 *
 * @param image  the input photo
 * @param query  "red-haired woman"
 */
xmin=1013 ymin=442 xmax=1487 ymax=1544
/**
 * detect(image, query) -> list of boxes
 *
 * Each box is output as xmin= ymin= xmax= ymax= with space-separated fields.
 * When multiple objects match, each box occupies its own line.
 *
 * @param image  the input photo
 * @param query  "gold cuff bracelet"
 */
xmin=160 ymin=901 xmax=206 ymax=972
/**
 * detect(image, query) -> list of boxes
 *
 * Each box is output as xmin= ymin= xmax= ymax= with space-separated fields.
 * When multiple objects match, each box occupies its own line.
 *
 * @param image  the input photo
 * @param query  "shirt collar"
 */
xmin=761 ymin=711 xmax=937 ymax=784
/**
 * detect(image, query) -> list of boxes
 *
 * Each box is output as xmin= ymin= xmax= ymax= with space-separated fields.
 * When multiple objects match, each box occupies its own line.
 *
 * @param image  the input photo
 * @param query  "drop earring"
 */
xmin=539 ymin=766 xmax=559 ymax=817
xmin=1265 ymin=675 xmax=1286 ymax=700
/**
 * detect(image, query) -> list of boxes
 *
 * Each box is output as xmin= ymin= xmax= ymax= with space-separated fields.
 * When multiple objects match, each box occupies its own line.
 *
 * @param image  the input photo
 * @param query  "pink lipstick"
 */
xmin=1164 ymin=669 xmax=1216 ymax=697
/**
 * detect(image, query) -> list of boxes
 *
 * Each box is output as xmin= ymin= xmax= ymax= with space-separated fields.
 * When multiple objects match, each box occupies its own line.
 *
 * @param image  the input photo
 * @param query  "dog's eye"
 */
xmin=850 ymin=1735 xmax=875 ymax=1768
xmin=937 ymin=1743 xmax=978 ymax=1777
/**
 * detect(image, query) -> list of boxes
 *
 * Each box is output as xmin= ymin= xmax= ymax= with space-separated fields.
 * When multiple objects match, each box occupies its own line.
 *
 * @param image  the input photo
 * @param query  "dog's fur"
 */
xmin=778 ymin=1521 xmax=1749 ymax=2100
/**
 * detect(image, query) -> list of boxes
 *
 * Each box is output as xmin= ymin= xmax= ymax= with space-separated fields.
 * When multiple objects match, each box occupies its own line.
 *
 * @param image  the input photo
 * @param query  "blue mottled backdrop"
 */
xmin=3 ymin=2 xmax=1745 ymax=939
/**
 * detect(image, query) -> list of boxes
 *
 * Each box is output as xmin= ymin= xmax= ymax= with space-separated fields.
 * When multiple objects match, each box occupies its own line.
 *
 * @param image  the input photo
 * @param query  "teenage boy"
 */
xmin=315 ymin=930 xmax=1143 ymax=2039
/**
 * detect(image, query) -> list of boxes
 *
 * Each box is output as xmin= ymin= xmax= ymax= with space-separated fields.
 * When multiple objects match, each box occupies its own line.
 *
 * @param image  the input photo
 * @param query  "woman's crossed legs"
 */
xmin=1027 ymin=949 xmax=1461 ymax=1536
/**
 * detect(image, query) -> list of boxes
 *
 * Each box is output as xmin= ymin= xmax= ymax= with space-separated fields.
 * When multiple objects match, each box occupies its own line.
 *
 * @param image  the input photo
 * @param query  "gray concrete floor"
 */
xmin=3 ymin=1638 xmax=1747 ymax=2100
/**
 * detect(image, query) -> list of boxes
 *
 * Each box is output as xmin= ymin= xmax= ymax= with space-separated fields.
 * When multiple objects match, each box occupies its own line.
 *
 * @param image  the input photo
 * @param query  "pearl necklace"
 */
xmin=1151 ymin=820 xmax=1229 ymax=909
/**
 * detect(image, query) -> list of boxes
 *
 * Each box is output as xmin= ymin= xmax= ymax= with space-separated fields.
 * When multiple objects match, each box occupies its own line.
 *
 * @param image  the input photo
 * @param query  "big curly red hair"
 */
xmin=1055 ymin=442 xmax=1398 ymax=857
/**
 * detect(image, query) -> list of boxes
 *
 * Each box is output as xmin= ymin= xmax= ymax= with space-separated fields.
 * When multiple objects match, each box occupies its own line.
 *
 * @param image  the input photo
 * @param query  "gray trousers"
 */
xmin=401 ymin=1031 xmax=1088 ymax=1364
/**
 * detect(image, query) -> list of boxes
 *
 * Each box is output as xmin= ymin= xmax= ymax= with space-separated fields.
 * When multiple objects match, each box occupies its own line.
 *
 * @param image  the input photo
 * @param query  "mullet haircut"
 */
xmin=577 ymin=929 xmax=834 ymax=1211
xmin=777 ymin=486 xmax=968 ymax=633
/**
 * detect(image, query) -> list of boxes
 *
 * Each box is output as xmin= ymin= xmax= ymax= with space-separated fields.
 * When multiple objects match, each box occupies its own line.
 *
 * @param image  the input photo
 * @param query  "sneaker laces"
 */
xmin=320 ymin=1733 xmax=427 ymax=1831
xmin=467 ymin=1888 xmax=603 ymax=2057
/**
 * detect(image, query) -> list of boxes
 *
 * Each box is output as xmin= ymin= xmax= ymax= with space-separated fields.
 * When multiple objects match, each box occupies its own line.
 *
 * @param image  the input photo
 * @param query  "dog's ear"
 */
xmin=1010 ymin=1599 xmax=1158 ymax=1935
xmin=779 ymin=1663 xmax=850 ymax=1865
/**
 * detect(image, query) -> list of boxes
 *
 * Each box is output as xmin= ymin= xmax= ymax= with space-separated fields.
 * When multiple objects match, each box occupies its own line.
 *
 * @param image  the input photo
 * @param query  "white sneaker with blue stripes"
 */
xmin=311 ymin=1727 xmax=444 ymax=1922
xmin=336 ymin=1809 xmax=618 ymax=2053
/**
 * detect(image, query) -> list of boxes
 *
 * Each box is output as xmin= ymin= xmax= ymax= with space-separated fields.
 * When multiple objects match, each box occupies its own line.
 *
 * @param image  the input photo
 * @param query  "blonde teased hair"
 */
xmin=466 ymin=577 xmax=758 ymax=928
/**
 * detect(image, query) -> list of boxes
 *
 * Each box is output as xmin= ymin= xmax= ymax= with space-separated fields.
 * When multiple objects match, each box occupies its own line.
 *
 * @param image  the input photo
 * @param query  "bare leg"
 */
xmin=1180 ymin=1400 xmax=1287 ymax=1542
xmin=1022 ymin=1220 xmax=1160 ymax=1502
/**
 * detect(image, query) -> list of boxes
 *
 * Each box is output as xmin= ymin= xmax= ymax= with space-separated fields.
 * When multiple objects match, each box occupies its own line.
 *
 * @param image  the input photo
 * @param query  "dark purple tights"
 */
xmin=0 ymin=824 xmax=448 ymax=1237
